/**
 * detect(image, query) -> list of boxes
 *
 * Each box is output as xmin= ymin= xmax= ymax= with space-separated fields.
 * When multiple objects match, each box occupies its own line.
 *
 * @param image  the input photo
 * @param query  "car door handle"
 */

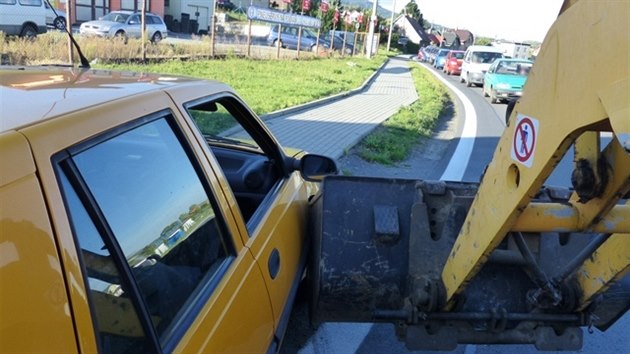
xmin=268 ymin=248 xmax=280 ymax=279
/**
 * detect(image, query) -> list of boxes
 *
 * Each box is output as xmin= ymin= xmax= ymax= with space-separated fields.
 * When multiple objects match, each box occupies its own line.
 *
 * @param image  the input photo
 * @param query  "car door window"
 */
xmin=57 ymin=114 xmax=234 ymax=352
xmin=186 ymin=96 xmax=283 ymax=226
xmin=128 ymin=14 xmax=140 ymax=25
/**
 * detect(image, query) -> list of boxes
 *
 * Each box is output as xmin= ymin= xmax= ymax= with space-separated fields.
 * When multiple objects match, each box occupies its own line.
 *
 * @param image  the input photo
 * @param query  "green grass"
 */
xmin=99 ymin=55 xmax=386 ymax=115
xmin=358 ymin=64 xmax=451 ymax=164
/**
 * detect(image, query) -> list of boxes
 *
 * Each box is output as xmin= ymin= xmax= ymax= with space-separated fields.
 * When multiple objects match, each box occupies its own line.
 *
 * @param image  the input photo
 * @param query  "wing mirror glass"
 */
xmin=298 ymin=154 xmax=338 ymax=182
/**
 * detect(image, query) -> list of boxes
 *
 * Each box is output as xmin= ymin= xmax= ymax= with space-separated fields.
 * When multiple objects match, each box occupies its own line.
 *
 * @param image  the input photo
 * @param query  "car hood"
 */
xmin=489 ymin=74 xmax=527 ymax=87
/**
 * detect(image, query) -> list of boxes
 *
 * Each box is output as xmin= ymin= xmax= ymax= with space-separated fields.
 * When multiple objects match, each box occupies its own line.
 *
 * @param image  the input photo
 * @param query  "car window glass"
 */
xmin=185 ymin=97 xmax=282 ymax=226
xmin=187 ymin=100 xmax=261 ymax=152
xmin=128 ymin=14 xmax=140 ymax=24
xmin=59 ymin=172 xmax=152 ymax=354
xmin=18 ymin=0 xmax=41 ymax=5
xmin=68 ymin=117 xmax=232 ymax=347
xmin=1 ymin=0 xmax=17 ymax=4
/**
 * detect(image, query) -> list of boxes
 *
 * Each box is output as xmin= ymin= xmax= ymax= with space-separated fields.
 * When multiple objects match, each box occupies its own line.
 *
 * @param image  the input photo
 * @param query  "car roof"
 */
xmin=0 ymin=66 xmax=231 ymax=133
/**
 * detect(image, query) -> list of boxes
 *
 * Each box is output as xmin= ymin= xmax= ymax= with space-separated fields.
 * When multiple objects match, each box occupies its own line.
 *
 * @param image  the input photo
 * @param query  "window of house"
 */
xmin=57 ymin=113 xmax=234 ymax=352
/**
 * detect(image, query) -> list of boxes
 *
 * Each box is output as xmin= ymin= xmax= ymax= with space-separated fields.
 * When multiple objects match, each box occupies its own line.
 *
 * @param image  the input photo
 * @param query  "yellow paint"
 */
xmin=576 ymin=234 xmax=630 ymax=311
xmin=3 ymin=67 xmax=315 ymax=352
xmin=441 ymin=0 xmax=630 ymax=304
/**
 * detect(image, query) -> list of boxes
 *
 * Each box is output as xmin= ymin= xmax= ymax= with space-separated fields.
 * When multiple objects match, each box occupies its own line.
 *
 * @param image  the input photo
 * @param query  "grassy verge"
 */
xmin=99 ymin=55 xmax=387 ymax=114
xmin=357 ymin=64 xmax=451 ymax=164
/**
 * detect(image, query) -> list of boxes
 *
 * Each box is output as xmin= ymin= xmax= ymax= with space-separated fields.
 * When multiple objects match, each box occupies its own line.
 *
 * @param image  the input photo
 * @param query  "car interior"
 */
xmin=186 ymin=98 xmax=283 ymax=223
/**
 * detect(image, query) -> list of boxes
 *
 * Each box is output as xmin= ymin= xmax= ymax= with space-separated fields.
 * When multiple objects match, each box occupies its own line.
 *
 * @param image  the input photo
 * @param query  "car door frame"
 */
xmin=22 ymin=89 xmax=277 ymax=353
xmin=167 ymin=85 xmax=314 ymax=350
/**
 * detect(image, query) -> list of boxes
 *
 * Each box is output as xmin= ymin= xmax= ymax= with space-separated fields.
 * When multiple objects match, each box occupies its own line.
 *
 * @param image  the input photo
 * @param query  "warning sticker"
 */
xmin=511 ymin=114 xmax=539 ymax=168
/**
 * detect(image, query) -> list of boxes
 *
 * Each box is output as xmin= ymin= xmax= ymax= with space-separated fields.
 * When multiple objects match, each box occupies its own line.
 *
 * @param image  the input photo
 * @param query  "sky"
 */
xmin=378 ymin=0 xmax=565 ymax=42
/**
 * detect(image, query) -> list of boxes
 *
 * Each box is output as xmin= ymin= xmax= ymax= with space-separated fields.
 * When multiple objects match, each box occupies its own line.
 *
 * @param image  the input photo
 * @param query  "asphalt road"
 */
xmin=290 ymin=61 xmax=629 ymax=354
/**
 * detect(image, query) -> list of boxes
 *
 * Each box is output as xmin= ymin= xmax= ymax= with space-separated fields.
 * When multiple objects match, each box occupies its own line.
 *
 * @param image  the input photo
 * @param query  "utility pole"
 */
xmin=386 ymin=0 xmax=397 ymax=52
xmin=366 ymin=0 xmax=378 ymax=58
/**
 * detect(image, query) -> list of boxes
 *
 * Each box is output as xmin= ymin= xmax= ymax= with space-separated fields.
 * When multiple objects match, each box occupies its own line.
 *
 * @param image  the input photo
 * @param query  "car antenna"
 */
xmin=45 ymin=0 xmax=90 ymax=68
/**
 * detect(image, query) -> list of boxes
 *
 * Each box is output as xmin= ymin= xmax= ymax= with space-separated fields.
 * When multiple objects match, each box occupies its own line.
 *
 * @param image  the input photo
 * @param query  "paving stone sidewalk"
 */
xmin=264 ymin=57 xmax=419 ymax=159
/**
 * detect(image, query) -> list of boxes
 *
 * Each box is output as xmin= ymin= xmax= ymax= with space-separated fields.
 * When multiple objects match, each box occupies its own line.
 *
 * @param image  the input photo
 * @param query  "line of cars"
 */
xmin=266 ymin=24 xmax=354 ymax=54
xmin=419 ymin=45 xmax=533 ymax=104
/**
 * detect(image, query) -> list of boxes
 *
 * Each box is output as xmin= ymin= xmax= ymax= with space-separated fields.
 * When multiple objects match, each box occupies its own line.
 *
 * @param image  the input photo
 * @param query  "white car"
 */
xmin=45 ymin=2 xmax=66 ymax=30
xmin=79 ymin=11 xmax=167 ymax=43
xmin=460 ymin=45 xmax=504 ymax=87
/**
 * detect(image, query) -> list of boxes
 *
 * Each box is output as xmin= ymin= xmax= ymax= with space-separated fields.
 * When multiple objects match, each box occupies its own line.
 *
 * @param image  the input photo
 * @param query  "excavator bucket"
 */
xmin=310 ymin=177 xmax=630 ymax=350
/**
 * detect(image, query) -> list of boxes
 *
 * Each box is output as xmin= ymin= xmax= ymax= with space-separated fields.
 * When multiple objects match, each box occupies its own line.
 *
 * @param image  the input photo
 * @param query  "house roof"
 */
xmin=442 ymin=31 xmax=457 ymax=45
xmin=454 ymin=29 xmax=474 ymax=43
xmin=395 ymin=15 xmax=431 ymax=43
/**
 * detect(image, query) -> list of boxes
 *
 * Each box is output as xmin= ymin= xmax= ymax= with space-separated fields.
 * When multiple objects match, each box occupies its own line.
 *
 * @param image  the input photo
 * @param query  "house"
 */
xmin=48 ymin=0 xmax=267 ymax=34
xmin=439 ymin=28 xmax=474 ymax=50
xmin=393 ymin=15 xmax=431 ymax=46
xmin=492 ymin=41 xmax=532 ymax=59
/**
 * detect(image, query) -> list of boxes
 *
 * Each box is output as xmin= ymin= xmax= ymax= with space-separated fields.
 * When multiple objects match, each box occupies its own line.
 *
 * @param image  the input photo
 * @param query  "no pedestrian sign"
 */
xmin=511 ymin=114 xmax=539 ymax=168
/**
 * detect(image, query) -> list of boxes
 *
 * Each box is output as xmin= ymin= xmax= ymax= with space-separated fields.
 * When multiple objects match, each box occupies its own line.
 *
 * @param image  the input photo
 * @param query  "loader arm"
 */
xmin=441 ymin=0 xmax=630 ymax=309
xmin=309 ymin=0 xmax=630 ymax=350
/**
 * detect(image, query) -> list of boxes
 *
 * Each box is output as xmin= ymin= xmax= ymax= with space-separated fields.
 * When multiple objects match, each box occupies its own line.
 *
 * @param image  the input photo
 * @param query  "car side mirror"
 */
xmin=297 ymin=154 xmax=338 ymax=182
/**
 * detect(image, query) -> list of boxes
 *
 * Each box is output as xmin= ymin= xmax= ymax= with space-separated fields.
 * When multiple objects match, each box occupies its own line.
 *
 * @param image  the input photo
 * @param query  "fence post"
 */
xmin=276 ymin=24 xmax=282 ymax=59
xmin=247 ymin=19 xmax=252 ymax=58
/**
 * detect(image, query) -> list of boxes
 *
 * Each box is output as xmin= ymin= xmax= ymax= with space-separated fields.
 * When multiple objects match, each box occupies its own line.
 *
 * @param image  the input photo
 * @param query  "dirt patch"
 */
xmin=338 ymin=102 xmax=458 ymax=180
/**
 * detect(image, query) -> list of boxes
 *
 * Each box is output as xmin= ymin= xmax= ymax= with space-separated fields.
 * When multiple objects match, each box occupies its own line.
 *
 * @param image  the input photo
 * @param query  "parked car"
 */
xmin=483 ymin=58 xmax=534 ymax=103
xmin=217 ymin=0 xmax=235 ymax=11
xmin=79 ymin=11 xmax=168 ymax=43
xmin=424 ymin=46 xmax=439 ymax=63
xmin=460 ymin=45 xmax=504 ymax=87
xmin=433 ymin=49 xmax=450 ymax=69
xmin=417 ymin=47 xmax=427 ymax=61
xmin=0 ymin=0 xmax=47 ymax=37
xmin=267 ymin=25 xmax=352 ymax=54
xmin=0 ymin=65 xmax=337 ymax=353
xmin=45 ymin=2 xmax=66 ymax=30
xmin=443 ymin=50 xmax=465 ymax=75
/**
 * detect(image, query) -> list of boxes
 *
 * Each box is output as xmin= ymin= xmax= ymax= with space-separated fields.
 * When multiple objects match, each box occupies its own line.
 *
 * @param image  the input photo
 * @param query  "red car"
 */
xmin=443 ymin=50 xmax=465 ymax=75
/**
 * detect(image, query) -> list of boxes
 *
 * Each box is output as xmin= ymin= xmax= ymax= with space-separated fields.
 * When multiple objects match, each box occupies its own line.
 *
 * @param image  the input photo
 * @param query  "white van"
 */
xmin=0 ymin=0 xmax=47 ymax=37
xmin=460 ymin=45 xmax=504 ymax=87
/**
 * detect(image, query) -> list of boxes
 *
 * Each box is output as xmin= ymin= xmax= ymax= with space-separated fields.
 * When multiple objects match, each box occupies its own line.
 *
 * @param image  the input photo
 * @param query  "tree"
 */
xmin=475 ymin=36 xmax=493 ymax=46
xmin=405 ymin=1 xmax=423 ymax=25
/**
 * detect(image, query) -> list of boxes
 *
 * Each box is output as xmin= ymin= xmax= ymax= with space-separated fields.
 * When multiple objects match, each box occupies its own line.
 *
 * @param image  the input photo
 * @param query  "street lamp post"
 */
xmin=366 ymin=0 xmax=378 ymax=58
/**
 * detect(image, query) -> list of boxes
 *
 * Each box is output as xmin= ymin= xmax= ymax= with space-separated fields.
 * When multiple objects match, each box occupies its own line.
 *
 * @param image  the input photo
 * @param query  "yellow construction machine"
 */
xmin=309 ymin=0 xmax=630 ymax=350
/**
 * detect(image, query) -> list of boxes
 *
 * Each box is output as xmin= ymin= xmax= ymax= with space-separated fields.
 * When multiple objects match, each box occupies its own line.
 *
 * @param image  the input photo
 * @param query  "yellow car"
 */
xmin=0 ymin=66 xmax=336 ymax=353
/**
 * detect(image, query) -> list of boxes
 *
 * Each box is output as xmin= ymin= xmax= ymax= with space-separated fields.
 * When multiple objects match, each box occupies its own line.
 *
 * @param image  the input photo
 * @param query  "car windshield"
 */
xmin=472 ymin=51 xmax=503 ymax=64
xmin=495 ymin=61 xmax=533 ymax=76
xmin=102 ymin=12 xmax=129 ymax=23
xmin=454 ymin=52 xmax=464 ymax=59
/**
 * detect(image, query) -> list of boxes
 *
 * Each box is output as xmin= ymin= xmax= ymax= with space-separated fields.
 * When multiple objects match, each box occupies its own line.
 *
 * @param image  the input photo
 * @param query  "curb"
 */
xmin=260 ymin=58 xmax=391 ymax=120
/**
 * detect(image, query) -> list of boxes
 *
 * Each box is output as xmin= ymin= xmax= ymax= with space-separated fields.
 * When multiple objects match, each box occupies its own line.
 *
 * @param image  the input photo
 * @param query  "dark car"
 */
xmin=217 ymin=0 xmax=235 ymax=11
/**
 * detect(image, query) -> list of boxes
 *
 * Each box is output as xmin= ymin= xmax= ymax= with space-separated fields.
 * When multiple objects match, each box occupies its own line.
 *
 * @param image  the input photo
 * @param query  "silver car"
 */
xmin=79 ymin=11 xmax=167 ymax=43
